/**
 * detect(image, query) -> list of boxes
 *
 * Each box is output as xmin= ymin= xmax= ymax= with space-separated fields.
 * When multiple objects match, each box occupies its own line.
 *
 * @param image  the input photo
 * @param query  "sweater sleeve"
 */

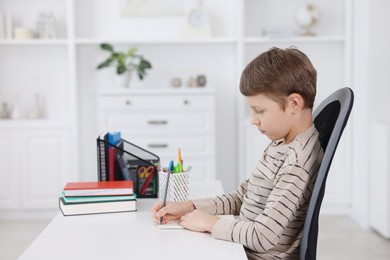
xmin=211 ymin=163 xmax=315 ymax=253
xmin=191 ymin=179 xmax=249 ymax=216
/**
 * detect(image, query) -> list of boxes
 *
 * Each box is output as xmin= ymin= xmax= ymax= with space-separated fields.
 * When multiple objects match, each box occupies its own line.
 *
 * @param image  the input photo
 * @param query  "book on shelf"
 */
xmin=0 ymin=13 xmax=12 ymax=39
xmin=59 ymin=197 xmax=136 ymax=216
xmin=0 ymin=13 xmax=4 ymax=39
xmin=63 ymin=181 xmax=134 ymax=197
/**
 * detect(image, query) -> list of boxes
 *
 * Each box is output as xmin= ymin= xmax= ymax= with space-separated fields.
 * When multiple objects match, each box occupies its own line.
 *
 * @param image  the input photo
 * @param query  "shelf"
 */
xmin=245 ymin=36 xmax=346 ymax=44
xmin=0 ymin=119 xmax=71 ymax=129
xmin=0 ymin=38 xmax=238 ymax=46
xmin=0 ymin=39 xmax=68 ymax=46
xmin=75 ymin=37 xmax=237 ymax=46
xmin=97 ymin=88 xmax=216 ymax=96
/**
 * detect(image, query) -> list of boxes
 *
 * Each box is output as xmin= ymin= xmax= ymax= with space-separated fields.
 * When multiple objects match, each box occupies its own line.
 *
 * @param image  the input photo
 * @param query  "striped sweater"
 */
xmin=192 ymin=125 xmax=324 ymax=260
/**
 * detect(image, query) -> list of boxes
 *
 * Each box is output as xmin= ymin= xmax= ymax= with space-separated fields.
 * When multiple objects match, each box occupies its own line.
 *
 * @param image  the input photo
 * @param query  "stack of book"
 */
xmin=59 ymin=181 xmax=136 ymax=216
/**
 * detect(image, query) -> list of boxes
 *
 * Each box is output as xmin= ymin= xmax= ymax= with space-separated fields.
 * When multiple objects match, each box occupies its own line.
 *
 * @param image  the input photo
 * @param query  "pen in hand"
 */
xmin=160 ymin=160 xmax=174 ymax=224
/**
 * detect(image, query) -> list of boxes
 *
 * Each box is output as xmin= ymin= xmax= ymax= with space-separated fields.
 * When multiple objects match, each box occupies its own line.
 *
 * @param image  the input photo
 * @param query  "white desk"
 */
xmin=19 ymin=181 xmax=247 ymax=260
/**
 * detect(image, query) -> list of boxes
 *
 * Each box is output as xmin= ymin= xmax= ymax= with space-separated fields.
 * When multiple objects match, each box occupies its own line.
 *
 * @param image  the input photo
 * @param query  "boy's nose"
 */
xmin=251 ymin=117 xmax=260 ymax=125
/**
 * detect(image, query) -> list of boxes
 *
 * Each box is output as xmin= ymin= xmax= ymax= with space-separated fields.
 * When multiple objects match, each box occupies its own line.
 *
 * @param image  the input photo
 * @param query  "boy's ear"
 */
xmin=287 ymin=93 xmax=304 ymax=113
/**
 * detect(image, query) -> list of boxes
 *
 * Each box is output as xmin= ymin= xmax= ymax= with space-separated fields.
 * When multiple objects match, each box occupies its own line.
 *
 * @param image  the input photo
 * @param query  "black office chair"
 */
xmin=300 ymin=87 xmax=354 ymax=260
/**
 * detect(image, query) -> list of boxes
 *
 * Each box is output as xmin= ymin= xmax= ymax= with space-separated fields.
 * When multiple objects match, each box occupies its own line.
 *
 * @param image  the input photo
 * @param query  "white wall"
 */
xmin=368 ymin=0 xmax=390 ymax=117
xmin=350 ymin=0 xmax=390 ymax=229
xmin=366 ymin=0 xmax=390 ymax=235
xmin=349 ymin=0 xmax=371 ymax=228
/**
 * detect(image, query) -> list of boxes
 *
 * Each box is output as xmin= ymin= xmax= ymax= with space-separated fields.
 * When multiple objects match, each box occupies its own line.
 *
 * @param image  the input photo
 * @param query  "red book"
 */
xmin=63 ymin=181 xmax=133 ymax=197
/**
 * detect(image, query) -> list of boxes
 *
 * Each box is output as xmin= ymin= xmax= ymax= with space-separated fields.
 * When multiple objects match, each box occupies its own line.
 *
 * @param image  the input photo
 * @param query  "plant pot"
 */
xmin=113 ymin=72 xmax=132 ymax=88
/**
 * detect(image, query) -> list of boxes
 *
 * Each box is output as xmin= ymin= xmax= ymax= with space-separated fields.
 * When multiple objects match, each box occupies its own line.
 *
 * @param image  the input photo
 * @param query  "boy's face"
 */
xmin=247 ymin=93 xmax=295 ymax=142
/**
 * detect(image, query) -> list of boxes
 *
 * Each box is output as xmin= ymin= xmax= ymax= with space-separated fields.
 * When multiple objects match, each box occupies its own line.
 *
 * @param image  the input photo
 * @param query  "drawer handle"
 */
xmin=125 ymin=100 xmax=131 ymax=106
xmin=147 ymin=120 xmax=168 ymax=125
xmin=148 ymin=144 xmax=168 ymax=148
xmin=183 ymin=99 xmax=190 ymax=105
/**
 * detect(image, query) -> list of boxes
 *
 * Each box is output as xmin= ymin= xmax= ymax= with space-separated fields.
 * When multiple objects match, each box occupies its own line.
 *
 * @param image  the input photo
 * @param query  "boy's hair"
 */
xmin=240 ymin=47 xmax=317 ymax=110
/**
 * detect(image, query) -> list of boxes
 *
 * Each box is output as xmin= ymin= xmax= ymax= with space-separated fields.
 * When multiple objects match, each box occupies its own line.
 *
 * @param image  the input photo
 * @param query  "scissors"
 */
xmin=137 ymin=165 xmax=156 ymax=195
xmin=137 ymin=165 xmax=155 ymax=178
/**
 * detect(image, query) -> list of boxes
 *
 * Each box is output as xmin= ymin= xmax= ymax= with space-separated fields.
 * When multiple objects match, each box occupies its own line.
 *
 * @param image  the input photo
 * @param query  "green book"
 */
xmin=61 ymin=192 xmax=136 ymax=204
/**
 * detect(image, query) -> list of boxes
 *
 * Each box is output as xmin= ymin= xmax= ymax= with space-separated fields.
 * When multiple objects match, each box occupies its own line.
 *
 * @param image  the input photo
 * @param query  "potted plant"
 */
xmin=97 ymin=43 xmax=152 ymax=87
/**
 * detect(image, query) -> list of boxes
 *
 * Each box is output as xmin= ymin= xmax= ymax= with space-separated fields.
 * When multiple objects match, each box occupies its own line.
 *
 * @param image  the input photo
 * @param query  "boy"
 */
xmin=151 ymin=47 xmax=324 ymax=259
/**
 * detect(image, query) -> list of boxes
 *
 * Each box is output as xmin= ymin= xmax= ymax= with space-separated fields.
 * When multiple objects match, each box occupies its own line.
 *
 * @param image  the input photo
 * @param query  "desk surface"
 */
xmin=20 ymin=181 xmax=246 ymax=260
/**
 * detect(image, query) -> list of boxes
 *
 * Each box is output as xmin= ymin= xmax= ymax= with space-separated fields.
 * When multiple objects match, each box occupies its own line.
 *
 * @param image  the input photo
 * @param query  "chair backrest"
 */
xmin=300 ymin=87 xmax=354 ymax=260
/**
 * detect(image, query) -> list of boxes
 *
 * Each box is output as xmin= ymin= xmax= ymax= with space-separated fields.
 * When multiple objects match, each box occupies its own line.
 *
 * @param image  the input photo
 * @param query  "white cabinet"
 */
xmin=0 ymin=132 xmax=18 ymax=209
xmin=0 ymin=122 xmax=73 ymax=211
xmin=97 ymin=90 xmax=216 ymax=181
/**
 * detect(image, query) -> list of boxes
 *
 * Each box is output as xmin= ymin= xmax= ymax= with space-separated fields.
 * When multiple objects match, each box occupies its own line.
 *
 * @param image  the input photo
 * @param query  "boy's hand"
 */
xmin=179 ymin=209 xmax=220 ymax=232
xmin=151 ymin=201 xmax=195 ymax=224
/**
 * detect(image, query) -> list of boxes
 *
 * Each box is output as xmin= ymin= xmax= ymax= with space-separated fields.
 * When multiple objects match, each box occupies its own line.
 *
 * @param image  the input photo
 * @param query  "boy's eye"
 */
xmin=254 ymin=109 xmax=264 ymax=114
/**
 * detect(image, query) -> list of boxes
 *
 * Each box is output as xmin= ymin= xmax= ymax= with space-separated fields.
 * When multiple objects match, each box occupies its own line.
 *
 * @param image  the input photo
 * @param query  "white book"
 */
xmin=63 ymin=188 xmax=134 ymax=197
xmin=59 ymin=197 xmax=137 ymax=216
xmin=5 ymin=13 xmax=12 ymax=39
xmin=0 ymin=13 xmax=4 ymax=39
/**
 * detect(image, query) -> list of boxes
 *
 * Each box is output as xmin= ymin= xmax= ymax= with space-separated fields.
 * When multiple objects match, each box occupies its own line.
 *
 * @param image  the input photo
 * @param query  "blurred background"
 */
xmin=0 ymin=0 xmax=389 ymax=258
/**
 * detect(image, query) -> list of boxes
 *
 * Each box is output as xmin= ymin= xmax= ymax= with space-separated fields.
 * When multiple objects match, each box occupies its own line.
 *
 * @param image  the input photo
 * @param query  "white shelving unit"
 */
xmin=0 ymin=0 xmax=76 ymax=214
xmin=0 ymin=0 xmax=353 ymax=215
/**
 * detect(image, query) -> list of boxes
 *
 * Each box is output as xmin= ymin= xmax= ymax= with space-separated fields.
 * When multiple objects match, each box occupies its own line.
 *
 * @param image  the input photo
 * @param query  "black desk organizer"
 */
xmin=97 ymin=137 xmax=160 ymax=198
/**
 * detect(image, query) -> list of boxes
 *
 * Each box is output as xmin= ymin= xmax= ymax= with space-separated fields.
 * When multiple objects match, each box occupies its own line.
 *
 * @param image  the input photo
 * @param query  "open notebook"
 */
xmin=158 ymin=214 xmax=235 ymax=230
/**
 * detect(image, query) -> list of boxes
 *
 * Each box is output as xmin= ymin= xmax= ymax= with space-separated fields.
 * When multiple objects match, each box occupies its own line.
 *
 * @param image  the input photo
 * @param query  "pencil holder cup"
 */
xmin=158 ymin=171 xmax=189 ymax=202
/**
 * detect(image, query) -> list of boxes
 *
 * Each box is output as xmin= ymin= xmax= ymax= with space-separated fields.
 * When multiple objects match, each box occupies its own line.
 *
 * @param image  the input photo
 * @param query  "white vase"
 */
xmin=113 ymin=72 xmax=132 ymax=88
xmin=30 ymin=93 xmax=43 ymax=119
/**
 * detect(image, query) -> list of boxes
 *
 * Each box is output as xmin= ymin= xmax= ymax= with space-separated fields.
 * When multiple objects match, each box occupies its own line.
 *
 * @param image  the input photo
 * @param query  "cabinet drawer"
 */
xmin=98 ymin=95 xmax=215 ymax=110
xmin=121 ymin=134 xmax=215 ymax=155
xmin=101 ymin=112 xmax=213 ymax=132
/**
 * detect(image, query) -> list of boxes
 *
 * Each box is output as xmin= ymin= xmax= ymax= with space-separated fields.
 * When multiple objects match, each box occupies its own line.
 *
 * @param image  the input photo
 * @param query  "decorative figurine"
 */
xmin=295 ymin=4 xmax=319 ymax=36
xmin=11 ymin=104 xmax=22 ymax=119
xmin=37 ymin=12 xmax=57 ymax=39
xmin=196 ymin=74 xmax=207 ymax=87
xmin=187 ymin=76 xmax=197 ymax=87
xmin=171 ymin=77 xmax=182 ymax=88
xmin=0 ymin=102 xmax=11 ymax=119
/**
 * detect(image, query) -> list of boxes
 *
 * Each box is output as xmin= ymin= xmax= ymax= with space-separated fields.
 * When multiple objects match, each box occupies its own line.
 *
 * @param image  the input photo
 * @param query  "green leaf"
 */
xmin=118 ymin=53 xmax=126 ymax=65
xmin=136 ymin=69 xmax=144 ymax=80
xmin=117 ymin=64 xmax=127 ymax=74
xmin=127 ymin=48 xmax=137 ymax=57
xmin=97 ymin=43 xmax=152 ymax=80
xmin=139 ymin=60 xmax=152 ymax=70
xmin=100 ymin=43 xmax=113 ymax=52
xmin=111 ymin=53 xmax=119 ymax=59
xmin=97 ymin=58 xmax=113 ymax=69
